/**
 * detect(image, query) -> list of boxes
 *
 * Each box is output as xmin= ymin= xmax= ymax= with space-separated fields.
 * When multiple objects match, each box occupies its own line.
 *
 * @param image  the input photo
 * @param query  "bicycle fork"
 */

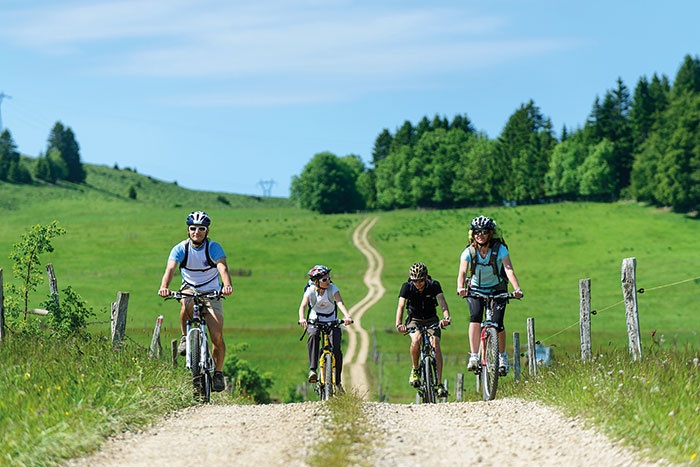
xmin=317 ymin=335 xmax=336 ymax=386
xmin=185 ymin=320 xmax=209 ymax=373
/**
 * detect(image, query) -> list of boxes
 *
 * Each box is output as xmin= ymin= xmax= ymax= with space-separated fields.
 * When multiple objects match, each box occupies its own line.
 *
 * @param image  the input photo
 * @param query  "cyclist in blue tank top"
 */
xmin=158 ymin=211 xmax=233 ymax=393
xmin=457 ymin=216 xmax=523 ymax=375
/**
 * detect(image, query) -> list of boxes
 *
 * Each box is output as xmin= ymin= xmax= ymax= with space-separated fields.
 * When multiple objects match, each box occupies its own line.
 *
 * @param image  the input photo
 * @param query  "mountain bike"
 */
xmin=309 ymin=319 xmax=350 ymax=401
xmin=164 ymin=289 xmax=222 ymax=403
xmin=406 ymin=322 xmax=442 ymax=404
xmin=466 ymin=290 xmax=518 ymax=401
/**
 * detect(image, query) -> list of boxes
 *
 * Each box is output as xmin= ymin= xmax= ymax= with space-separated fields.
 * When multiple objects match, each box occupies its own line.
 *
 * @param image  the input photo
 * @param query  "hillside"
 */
xmin=1 ymin=161 xmax=292 ymax=210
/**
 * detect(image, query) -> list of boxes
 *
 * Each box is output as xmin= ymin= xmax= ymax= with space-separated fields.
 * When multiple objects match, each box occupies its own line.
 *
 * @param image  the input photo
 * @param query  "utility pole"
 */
xmin=0 ymin=92 xmax=11 ymax=132
xmin=258 ymin=179 xmax=275 ymax=197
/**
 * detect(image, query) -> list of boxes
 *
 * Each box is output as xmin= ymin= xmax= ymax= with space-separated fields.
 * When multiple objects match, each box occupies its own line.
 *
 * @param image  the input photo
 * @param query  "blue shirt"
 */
xmin=169 ymin=239 xmax=226 ymax=290
xmin=460 ymin=243 xmax=509 ymax=292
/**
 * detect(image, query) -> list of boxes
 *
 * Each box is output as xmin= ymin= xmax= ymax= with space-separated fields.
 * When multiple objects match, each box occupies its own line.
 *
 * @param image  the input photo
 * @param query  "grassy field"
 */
xmin=1 ymin=169 xmax=699 ymax=405
xmin=1 ymin=168 xmax=699 ymax=464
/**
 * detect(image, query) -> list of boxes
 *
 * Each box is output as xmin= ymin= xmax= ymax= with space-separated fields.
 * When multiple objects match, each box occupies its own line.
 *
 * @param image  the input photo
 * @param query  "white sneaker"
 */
xmin=467 ymin=354 xmax=479 ymax=371
xmin=499 ymin=353 xmax=509 ymax=376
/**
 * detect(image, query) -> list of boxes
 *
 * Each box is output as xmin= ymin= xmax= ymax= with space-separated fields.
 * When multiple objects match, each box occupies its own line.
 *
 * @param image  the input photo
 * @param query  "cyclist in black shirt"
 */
xmin=395 ymin=262 xmax=452 ymax=397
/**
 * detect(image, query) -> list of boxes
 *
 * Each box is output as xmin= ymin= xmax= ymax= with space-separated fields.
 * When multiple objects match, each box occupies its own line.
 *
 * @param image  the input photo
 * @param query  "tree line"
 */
xmin=291 ymin=54 xmax=700 ymax=214
xmin=0 ymin=122 xmax=86 ymax=185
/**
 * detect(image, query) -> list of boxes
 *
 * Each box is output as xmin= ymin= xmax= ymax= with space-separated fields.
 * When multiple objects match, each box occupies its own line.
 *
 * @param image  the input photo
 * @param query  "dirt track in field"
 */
xmin=343 ymin=216 xmax=384 ymax=396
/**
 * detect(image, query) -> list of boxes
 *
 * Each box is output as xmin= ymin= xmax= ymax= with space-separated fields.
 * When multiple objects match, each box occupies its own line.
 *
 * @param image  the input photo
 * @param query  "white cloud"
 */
xmin=0 ymin=0 xmax=575 ymax=106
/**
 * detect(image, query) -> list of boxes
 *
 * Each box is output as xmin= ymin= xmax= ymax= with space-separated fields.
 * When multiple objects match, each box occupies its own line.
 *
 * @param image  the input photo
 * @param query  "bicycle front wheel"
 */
xmin=321 ymin=353 xmax=334 ymax=400
xmin=481 ymin=327 xmax=499 ymax=401
xmin=188 ymin=329 xmax=205 ymax=400
xmin=421 ymin=356 xmax=437 ymax=404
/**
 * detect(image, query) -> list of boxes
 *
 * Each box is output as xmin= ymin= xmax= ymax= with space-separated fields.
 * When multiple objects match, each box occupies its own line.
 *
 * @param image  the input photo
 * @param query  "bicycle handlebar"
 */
xmin=162 ymin=290 xmax=224 ymax=301
xmin=463 ymin=290 xmax=521 ymax=300
xmin=405 ymin=322 xmax=443 ymax=335
xmin=307 ymin=318 xmax=353 ymax=327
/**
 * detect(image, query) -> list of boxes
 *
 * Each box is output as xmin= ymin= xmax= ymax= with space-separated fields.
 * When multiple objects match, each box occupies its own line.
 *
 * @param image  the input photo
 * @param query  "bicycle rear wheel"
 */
xmin=481 ymin=327 xmax=499 ymax=401
xmin=421 ymin=356 xmax=437 ymax=404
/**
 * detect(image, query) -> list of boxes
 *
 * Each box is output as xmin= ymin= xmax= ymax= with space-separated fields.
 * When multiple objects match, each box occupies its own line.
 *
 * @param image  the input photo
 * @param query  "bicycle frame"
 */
xmin=467 ymin=290 xmax=513 ymax=401
xmin=166 ymin=290 xmax=221 ymax=403
xmin=407 ymin=322 xmax=441 ymax=403
xmin=309 ymin=319 xmax=343 ymax=400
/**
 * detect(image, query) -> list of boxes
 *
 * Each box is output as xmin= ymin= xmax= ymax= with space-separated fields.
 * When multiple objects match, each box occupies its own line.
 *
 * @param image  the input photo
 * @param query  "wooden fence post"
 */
xmin=513 ymin=332 xmax=521 ymax=382
xmin=579 ymin=278 xmax=592 ymax=362
xmin=0 ymin=268 xmax=5 ymax=342
xmin=621 ymin=257 xmax=642 ymax=361
xmin=171 ymin=339 xmax=178 ymax=367
xmin=111 ymin=292 xmax=129 ymax=347
xmin=527 ymin=317 xmax=537 ymax=377
xmin=149 ymin=315 xmax=163 ymax=359
xmin=455 ymin=373 xmax=464 ymax=401
xmin=46 ymin=264 xmax=60 ymax=311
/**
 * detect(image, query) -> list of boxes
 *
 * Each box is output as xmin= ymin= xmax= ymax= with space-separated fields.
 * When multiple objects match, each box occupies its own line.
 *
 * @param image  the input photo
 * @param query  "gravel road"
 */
xmin=67 ymin=398 xmax=663 ymax=466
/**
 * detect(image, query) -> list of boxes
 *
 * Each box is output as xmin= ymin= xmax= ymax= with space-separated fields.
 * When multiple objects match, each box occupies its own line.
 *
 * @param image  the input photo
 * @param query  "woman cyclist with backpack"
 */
xmin=457 ymin=216 xmax=523 ymax=375
xmin=297 ymin=265 xmax=353 ymax=390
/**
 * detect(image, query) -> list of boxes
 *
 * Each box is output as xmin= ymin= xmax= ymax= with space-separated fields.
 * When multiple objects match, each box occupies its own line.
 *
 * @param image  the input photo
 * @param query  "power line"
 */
xmin=0 ymin=91 xmax=12 ymax=132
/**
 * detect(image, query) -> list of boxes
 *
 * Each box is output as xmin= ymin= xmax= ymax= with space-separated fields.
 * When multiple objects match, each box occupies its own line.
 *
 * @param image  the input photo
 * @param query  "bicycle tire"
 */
xmin=482 ymin=327 xmax=499 ymax=401
xmin=189 ymin=329 xmax=205 ymax=400
xmin=421 ymin=356 xmax=437 ymax=404
xmin=202 ymin=370 xmax=212 ymax=403
xmin=321 ymin=353 xmax=334 ymax=400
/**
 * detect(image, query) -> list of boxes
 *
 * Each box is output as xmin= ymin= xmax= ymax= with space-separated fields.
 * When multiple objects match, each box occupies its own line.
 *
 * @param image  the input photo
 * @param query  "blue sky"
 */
xmin=1 ymin=0 xmax=698 ymax=197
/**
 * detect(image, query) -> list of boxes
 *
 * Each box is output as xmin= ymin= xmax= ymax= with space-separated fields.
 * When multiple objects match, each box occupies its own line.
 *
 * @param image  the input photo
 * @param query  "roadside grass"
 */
xmin=518 ymin=346 xmax=700 ymax=465
xmin=0 ymin=332 xmax=241 ymax=466
xmin=308 ymin=391 xmax=374 ymax=467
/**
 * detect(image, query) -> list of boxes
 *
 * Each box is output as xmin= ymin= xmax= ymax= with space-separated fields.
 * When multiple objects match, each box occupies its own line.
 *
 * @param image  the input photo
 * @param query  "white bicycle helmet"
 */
xmin=186 ymin=211 xmax=211 ymax=227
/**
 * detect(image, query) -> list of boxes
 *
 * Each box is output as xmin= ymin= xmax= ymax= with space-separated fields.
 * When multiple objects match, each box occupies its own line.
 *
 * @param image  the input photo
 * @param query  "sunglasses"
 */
xmin=319 ymin=277 xmax=330 ymax=283
xmin=189 ymin=226 xmax=208 ymax=233
xmin=412 ymin=278 xmax=426 ymax=284
xmin=473 ymin=229 xmax=491 ymax=235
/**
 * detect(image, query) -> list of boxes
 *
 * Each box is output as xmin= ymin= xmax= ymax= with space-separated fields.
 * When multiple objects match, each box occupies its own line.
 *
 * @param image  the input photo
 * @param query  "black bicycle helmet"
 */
xmin=470 ymin=215 xmax=495 ymax=231
xmin=308 ymin=264 xmax=331 ymax=280
xmin=186 ymin=211 xmax=211 ymax=227
xmin=408 ymin=262 xmax=428 ymax=280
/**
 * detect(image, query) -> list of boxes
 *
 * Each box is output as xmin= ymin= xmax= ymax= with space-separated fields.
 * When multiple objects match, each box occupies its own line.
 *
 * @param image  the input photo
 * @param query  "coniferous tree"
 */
xmin=495 ymin=100 xmax=554 ymax=203
xmin=430 ymin=114 xmax=449 ymax=131
xmin=391 ymin=121 xmax=415 ymax=151
xmin=34 ymin=155 xmax=55 ymax=183
xmin=372 ymin=129 xmax=393 ymax=166
xmin=582 ymin=78 xmax=633 ymax=196
xmin=654 ymin=91 xmax=700 ymax=211
xmin=450 ymin=114 xmax=475 ymax=134
xmin=46 ymin=122 xmax=86 ymax=183
xmin=671 ymin=54 xmax=700 ymax=98
xmin=0 ymin=129 xmax=20 ymax=181
xmin=415 ymin=116 xmax=432 ymax=142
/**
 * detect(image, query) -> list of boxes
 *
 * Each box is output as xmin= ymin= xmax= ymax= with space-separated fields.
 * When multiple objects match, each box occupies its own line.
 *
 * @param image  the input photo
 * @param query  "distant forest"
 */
xmin=291 ymin=54 xmax=700 ymax=214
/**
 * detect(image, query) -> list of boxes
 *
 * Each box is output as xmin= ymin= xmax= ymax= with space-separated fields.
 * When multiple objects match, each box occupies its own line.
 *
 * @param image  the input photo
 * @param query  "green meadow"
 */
xmin=1 ymin=165 xmax=699 ymax=406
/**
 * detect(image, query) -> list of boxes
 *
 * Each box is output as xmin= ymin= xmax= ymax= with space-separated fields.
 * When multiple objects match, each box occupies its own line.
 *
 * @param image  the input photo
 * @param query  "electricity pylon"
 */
xmin=258 ymin=179 xmax=275 ymax=197
xmin=0 ymin=91 xmax=11 ymax=132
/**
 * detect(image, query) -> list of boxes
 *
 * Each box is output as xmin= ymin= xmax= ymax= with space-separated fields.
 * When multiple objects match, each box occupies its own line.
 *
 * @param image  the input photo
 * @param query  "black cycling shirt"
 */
xmin=399 ymin=279 xmax=443 ymax=320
